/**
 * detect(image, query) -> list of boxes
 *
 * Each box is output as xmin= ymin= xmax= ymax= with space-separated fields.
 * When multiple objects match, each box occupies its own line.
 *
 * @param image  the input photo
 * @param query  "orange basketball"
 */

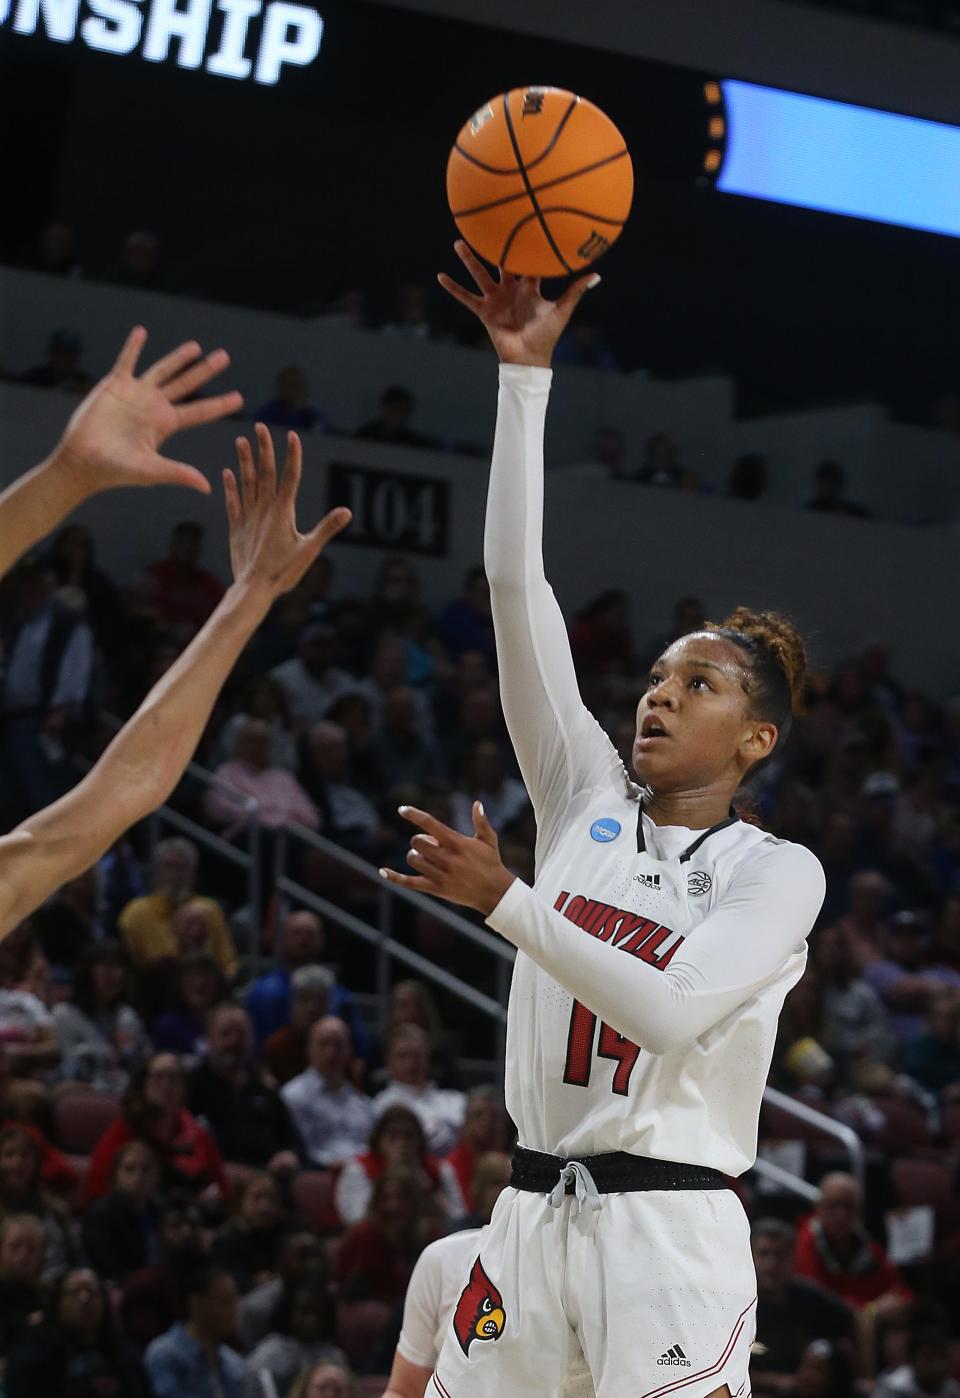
xmin=446 ymin=86 xmax=633 ymax=277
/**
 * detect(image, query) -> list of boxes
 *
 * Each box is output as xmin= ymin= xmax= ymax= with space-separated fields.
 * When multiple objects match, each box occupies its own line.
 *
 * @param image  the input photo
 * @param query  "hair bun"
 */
xmin=720 ymin=607 xmax=807 ymax=715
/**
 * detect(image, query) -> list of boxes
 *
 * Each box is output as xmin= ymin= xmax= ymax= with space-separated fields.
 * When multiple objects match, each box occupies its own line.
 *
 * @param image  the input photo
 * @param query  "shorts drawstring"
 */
xmin=547 ymin=1159 xmax=603 ymax=1215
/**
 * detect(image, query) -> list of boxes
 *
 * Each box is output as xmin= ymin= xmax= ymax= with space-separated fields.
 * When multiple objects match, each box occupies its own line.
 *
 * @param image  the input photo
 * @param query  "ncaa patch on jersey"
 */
xmin=687 ymin=871 xmax=712 ymax=896
xmin=590 ymin=818 xmax=621 ymax=843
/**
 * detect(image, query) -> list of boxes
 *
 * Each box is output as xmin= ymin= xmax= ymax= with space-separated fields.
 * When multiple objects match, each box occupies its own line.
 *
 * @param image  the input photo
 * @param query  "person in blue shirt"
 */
xmin=245 ymin=909 xmax=369 ymax=1061
xmin=145 ymin=1262 xmax=246 ymax=1398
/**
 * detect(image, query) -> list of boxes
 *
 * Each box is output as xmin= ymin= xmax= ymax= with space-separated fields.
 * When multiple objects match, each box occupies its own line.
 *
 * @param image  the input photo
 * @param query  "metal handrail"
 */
xmin=762 ymin=1084 xmax=866 ymax=1191
xmin=750 ymin=1156 xmax=821 ymax=1203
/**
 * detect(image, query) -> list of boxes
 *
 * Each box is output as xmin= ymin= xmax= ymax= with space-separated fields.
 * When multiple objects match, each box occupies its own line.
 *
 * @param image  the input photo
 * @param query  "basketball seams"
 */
xmin=453 ymin=92 xmax=581 ymax=176
xmin=450 ymin=148 xmax=630 ymax=219
xmin=500 ymin=206 xmax=626 ymax=271
xmin=501 ymin=91 xmax=572 ymax=275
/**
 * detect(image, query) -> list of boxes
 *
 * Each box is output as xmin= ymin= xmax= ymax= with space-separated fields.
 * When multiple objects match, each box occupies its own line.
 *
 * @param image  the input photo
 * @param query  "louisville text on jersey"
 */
xmin=553 ymin=891 xmax=685 ymax=967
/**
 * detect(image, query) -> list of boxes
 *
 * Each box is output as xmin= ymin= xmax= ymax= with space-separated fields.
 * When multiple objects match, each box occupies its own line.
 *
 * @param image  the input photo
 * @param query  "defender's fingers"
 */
xmin=142 ymin=339 xmax=203 ymax=387
xmin=254 ymin=422 xmax=277 ymax=498
xmin=164 ymin=348 xmax=231 ymax=403
xmin=222 ymin=467 xmax=242 ymax=528
xmin=279 ymin=431 xmax=303 ymax=505
xmin=454 ymin=239 xmax=497 ymax=293
xmin=176 ymin=391 xmax=243 ymax=430
xmin=236 ymin=435 xmax=257 ymax=512
xmin=555 ymin=272 xmax=600 ymax=319
xmin=303 ymin=507 xmax=352 ymax=553
xmin=437 ymin=272 xmax=484 ymax=312
xmin=114 ymin=326 xmax=148 ymax=376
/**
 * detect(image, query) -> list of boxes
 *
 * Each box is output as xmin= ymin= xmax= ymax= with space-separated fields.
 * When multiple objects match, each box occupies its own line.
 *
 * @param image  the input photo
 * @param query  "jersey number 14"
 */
xmin=563 ymin=1001 xmax=640 ymax=1095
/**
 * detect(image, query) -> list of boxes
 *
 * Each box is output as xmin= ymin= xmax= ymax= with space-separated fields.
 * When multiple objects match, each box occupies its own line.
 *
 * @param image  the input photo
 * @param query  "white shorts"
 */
xmin=432 ymin=1183 xmax=757 ymax=1398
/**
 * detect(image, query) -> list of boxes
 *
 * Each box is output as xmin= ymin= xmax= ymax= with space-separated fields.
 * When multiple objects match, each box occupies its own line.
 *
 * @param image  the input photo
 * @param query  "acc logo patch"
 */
xmin=590 ymin=818 xmax=621 ymax=843
xmin=687 ymin=871 xmax=712 ymax=897
xmin=453 ymin=1257 xmax=506 ymax=1356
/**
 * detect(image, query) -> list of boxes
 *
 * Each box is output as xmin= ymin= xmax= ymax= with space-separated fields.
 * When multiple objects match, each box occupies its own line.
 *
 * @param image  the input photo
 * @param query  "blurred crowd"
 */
xmin=1 ymin=358 xmax=960 ymax=1394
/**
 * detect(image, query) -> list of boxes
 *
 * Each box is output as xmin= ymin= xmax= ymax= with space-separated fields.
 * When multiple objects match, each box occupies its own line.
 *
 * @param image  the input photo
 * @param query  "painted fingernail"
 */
xmin=587 ymin=274 xmax=601 ymax=288
xmin=398 ymin=805 xmax=410 ymax=814
xmin=477 ymin=802 xmax=485 ymax=818
xmin=378 ymin=868 xmax=388 ymax=879
xmin=419 ymin=835 xmax=440 ymax=847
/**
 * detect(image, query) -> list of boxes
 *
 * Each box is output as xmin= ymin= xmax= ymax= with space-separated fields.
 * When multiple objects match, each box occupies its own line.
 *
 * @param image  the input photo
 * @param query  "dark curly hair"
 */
xmin=707 ymin=607 xmax=807 ymax=752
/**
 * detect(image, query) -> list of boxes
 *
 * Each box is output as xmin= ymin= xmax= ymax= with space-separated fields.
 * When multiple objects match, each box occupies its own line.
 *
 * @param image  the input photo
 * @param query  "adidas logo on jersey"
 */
xmin=634 ymin=872 xmax=661 ymax=890
xmin=657 ymin=1345 xmax=692 ymax=1367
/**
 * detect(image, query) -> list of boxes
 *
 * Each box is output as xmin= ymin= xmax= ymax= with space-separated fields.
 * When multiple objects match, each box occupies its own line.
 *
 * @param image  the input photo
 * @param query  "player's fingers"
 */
xmin=398 ymin=804 xmax=457 ymax=844
xmin=148 ymin=457 xmax=212 ymax=495
xmin=222 ymin=466 xmax=242 ymax=528
xmin=236 ymin=435 xmax=257 ymax=512
xmin=175 ymin=391 xmax=244 ymax=430
xmin=279 ymin=431 xmax=302 ymax=506
xmin=164 ymin=348 xmax=231 ymax=403
xmin=114 ymin=326 xmax=148 ymax=376
xmin=472 ymin=800 xmax=499 ymax=847
xmin=555 ymin=272 xmax=601 ymax=319
xmin=378 ymin=866 xmax=436 ymax=893
xmin=303 ymin=507 xmax=352 ymax=554
xmin=454 ymin=239 xmax=497 ymax=293
xmin=254 ymin=422 xmax=277 ymax=499
xmin=142 ymin=340 xmax=203 ymax=387
xmin=437 ymin=272 xmax=484 ymax=313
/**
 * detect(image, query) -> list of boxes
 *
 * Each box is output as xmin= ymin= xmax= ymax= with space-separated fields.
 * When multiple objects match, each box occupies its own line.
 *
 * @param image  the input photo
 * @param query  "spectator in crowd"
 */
xmin=335 ymin=1105 xmax=464 ymax=1227
xmin=326 ymin=691 xmax=384 ymax=792
xmin=369 ymin=557 xmax=423 ymax=639
xmin=281 ymin=1015 xmax=375 ymax=1168
xmin=903 ymin=991 xmax=960 ymax=1094
xmin=638 ymin=594 xmax=706 ymax=675
xmin=5 ymin=1266 xmax=150 ymax=1398
xmin=0 ymin=1213 xmax=45 ymax=1353
xmin=788 ymin=1338 xmax=856 ymax=1398
xmin=636 ymin=431 xmax=698 ymax=489
xmin=437 ymin=568 xmax=496 ymax=662
xmin=244 ymin=1277 xmax=346 ymax=1396
xmin=26 ymin=220 xmax=84 ymax=278
xmin=839 ymin=870 xmax=895 ymax=969
xmin=337 ymin=1166 xmax=433 ymax=1305
xmin=376 ymin=687 xmax=446 ymax=794
xmin=0 ymin=554 xmax=94 ymax=821
xmin=145 ymin=520 xmax=224 ymax=635
xmin=0 ymin=1123 xmax=75 ymax=1278
xmin=46 ymin=522 xmax=124 ymax=654
xmin=356 ymin=634 xmax=433 ymax=733
xmin=863 ymin=909 xmax=960 ymax=1043
xmin=355 ymin=386 xmax=435 ymax=448
xmin=728 ymin=451 xmax=769 ymax=501
xmin=301 ymin=720 xmax=391 ymax=860
xmin=32 ymin=865 xmax=106 ymax=971
xmin=236 ymin=1228 xmax=326 ymax=1350
xmin=453 ymin=1150 xmax=512 ymax=1231
xmin=805 ymin=459 xmax=872 ymax=518
xmin=262 ymin=965 xmax=334 ymax=1085
xmin=373 ymin=980 xmax=462 ymax=1093
xmin=118 ymin=837 xmax=238 ymax=977
xmin=121 ymin=1191 xmax=205 ymax=1347
xmin=871 ymin=1325 xmax=960 ymax=1398
xmin=187 ymin=1004 xmax=303 ymax=1172
xmin=794 ymin=1172 xmax=910 ymax=1313
xmin=0 ymin=932 xmax=61 ymax=1074
xmin=749 ymin=1217 xmax=856 ymax=1394
xmin=104 ymin=228 xmax=168 ymax=290
xmin=811 ymin=923 xmax=895 ymax=1075
xmin=81 ymin=1139 xmax=161 ymax=1283
xmin=271 ymin=623 xmax=357 ymax=729
xmin=289 ymin=1361 xmax=355 ymax=1398
xmin=444 ymin=1086 xmax=507 ymax=1213
xmin=20 ymin=328 xmax=93 ymax=394
xmin=218 ymin=676 xmax=298 ymax=772
xmin=85 ymin=1051 xmax=227 ymax=1201
xmin=152 ymin=951 xmax=225 ymax=1059
xmin=205 ymin=717 xmax=320 ymax=838
xmin=145 ymin=1262 xmax=246 ymax=1398
xmin=593 ymin=425 xmax=627 ymax=477
xmin=383 ymin=283 xmax=435 ymax=339
xmin=245 ymin=909 xmax=365 ymax=1056
xmin=372 ymin=1026 xmax=466 ymax=1157
xmin=450 ymin=740 xmax=529 ymax=837
xmin=211 ymin=1171 xmax=284 ymax=1295
xmin=438 ymin=683 xmax=502 ymax=780
xmin=553 ymin=319 xmax=619 ymax=371
xmin=256 ymin=365 xmax=328 ymax=432
xmin=569 ymin=588 xmax=635 ymax=686
xmin=53 ymin=941 xmax=150 ymax=1094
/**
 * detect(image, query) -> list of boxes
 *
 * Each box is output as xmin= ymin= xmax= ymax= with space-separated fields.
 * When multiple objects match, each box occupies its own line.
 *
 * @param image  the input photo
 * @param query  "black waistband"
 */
xmin=510 ymin=1145 xmax=728 ymax=1194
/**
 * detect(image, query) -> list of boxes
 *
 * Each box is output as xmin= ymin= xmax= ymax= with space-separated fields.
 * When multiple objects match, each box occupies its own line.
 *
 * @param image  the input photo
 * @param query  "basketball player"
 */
xmin=380 ymin=244 xmax=826 ymax=1398
xmin=0 ymin=327 xmax=350 ymax=940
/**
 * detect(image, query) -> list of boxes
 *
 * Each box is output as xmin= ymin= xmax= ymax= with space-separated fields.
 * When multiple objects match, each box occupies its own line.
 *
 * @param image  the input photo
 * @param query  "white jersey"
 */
xmin=483 ymin=366 xmax=826 ymax=1177
xmin=398 ymin=1229 xmax=485 ymax=1369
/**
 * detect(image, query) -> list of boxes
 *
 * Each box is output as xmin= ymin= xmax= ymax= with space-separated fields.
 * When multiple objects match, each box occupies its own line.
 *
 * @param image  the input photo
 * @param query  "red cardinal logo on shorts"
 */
xmin=452 ymin=1257 xmax=506 ymax=1356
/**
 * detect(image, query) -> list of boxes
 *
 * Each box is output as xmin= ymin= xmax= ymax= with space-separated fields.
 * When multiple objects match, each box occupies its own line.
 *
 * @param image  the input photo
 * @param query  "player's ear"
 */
xmin=742 ymin=720 xmax=777 ymax=765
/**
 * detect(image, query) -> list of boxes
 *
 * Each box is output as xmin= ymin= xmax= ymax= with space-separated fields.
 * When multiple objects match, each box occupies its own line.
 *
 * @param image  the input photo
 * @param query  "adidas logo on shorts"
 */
xmin=658 ymin=1345 xmax=692 ymax=1367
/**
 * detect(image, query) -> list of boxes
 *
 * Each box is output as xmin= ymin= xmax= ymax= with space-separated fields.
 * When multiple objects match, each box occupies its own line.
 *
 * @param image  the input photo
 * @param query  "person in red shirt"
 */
xmin=444 ymin=1085 xmax=507 ymax=1213
xmin=145 ymin=520 xmax=224 ymax=636
xmin=794 ymin=1171 xmax=910 ymax=1313
xmin=85 ymin=1051 xmax=227 ymax=1202
xmin=336 ymin=1165 xmax=434 ymax=1305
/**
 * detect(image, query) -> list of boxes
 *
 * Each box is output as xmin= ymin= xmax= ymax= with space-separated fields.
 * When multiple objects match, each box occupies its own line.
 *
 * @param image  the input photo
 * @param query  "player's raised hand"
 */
xmin=380 ymin=801 xmax=517 ymax=916
xmin=54 ymin=326 xmax=244 ymax=497
xmin=223 ymin=424 xmax=351 ymax=599
xmin=438 ymin=239 xmax=598 ymax=369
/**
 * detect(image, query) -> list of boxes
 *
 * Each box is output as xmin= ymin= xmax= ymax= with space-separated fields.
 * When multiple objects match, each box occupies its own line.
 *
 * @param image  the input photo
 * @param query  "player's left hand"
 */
xmin=53 ymin=326 xmax=244 ymax=497
xmin=380 ymin=802 xmax=517 ymax=916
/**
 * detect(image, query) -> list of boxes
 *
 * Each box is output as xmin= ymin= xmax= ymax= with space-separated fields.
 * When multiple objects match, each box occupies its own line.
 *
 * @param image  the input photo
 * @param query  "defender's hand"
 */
xmin=55 ymin=326 xmax=244 ymax=496
xmin=437 ymin=239 xmax=598 ymax=368
xmin=380 ymin=801 xmax=516 ymax=916
xmin=224 ymin=423 xmax=351 ymax=599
